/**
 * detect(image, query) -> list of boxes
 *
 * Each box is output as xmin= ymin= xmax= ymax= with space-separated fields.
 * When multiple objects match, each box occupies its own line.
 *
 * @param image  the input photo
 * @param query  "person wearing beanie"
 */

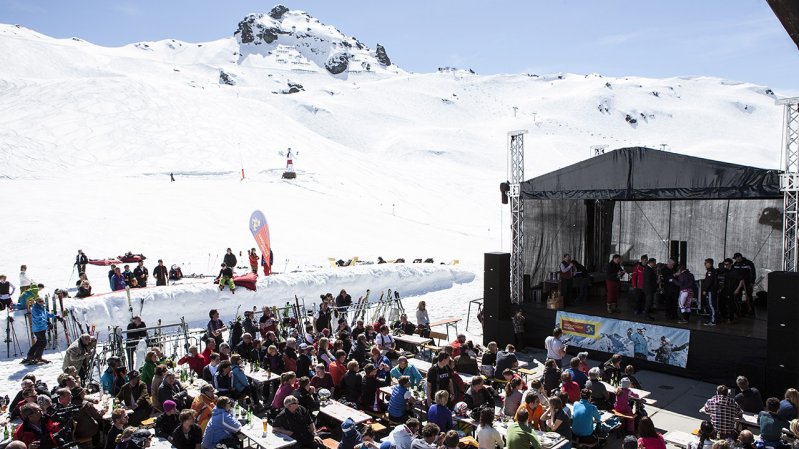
xmin=614 ymin=377 xmax=639 ymax=433
xmin=155 ymin=399 xmax=181 ymax=438
xmin=339 ymin=418 xmax=363 ymax=449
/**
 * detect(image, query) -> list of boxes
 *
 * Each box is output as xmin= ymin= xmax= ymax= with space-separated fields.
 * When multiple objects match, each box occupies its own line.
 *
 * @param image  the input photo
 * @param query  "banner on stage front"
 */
xmin=555 ymin=311 xmax=691 ymax=368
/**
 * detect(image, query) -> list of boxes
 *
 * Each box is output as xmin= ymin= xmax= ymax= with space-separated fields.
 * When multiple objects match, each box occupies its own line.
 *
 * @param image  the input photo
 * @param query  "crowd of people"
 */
xmin=559 ymin=252 xmax=758 ymax=325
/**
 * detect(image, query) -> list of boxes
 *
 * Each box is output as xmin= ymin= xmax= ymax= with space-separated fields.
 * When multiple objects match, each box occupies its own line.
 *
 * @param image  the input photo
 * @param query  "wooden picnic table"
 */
xmin=242 ymin=363 xmax=281 ymax=383
xmin=393 ymin=334 xmax=433 ymax=346
xmin=427 ymin=317 xmax=461 ymax=340
xmin=319 ymin=400 xmax=372 ymax=424
xmin=409 ymin=358 xmax=433 ymax=374
xmin=239 ymin=424 xmax=297 ymax=449
xmin=600 ymin=381 xmax=651 ymax=399
xmin=663 ymin=430 xmax=695 ymax=448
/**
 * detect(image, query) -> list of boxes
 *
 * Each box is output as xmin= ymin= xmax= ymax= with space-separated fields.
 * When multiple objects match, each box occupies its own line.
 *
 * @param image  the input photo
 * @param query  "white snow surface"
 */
xmin=0 ymin=5 xmax=788 ymax=391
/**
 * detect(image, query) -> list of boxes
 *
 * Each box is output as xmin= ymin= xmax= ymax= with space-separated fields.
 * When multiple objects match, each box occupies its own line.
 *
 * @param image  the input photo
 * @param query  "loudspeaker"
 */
xmin=767 ymin=272 xmax=799 ymax=372
xmin=679 ymin=241 xmax=687 ymax=267
xmin=484 ymin=252 xmax=511 ymax=321
xmin=523 ymin=274 xmax=532 ymax=303
xmin=765 ymin=368 xmax=799 ymax=399
xmin=482 ymin=318 xmax=514 ymax=347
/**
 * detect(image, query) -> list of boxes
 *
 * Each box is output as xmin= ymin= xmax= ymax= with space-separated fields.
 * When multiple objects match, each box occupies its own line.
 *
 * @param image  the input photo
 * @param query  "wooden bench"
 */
xmin=323 ymin=438 xmax=339 ymax=449
xmin=427 ymin=331 xmax=448 ymax=344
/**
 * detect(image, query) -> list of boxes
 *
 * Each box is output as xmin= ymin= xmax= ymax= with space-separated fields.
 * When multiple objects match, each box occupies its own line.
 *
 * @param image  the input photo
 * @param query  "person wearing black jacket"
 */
xmin=642 ymin=258 xmax=658 ymax=321
xmin=157 ymin=372 xmax=185 ymax=410
xmin=464 ymin=377 xmax=494 ymax=409
xmin=133 ymin=261 xmax=148 ymax=288
xmin=732 ymin=253 xmax=756 ymax=316
xmin=660 ymin=260 xmax=679 ymax=319
xmin=74 ymin=250 xmax=88 ymax=274
xmin=335 ymin=289 xmax=352 ymax=317
xmin=222 ymin=248 xmax=237 ymax=270
xmin=171 ymin=409 xmax=203 ymax=449
xmin=152 ymin=260 xmax=168 ymax=286
xmin=605 ymin=254 xmax=623 ymax=313
xmin=126 ymin=316 xmax=147 ymax=371
xmin=702 ymin=258 xmax=719 ymax=326
xmin=348 ymin=334 xmax=369 ymax=368
xmin=292 ymin=376 xmax=320 ymax=411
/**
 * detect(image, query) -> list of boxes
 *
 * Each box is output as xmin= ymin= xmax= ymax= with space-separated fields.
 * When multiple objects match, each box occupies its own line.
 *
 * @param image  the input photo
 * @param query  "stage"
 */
xmin=510 ymin=294 xmax=768 ymax=388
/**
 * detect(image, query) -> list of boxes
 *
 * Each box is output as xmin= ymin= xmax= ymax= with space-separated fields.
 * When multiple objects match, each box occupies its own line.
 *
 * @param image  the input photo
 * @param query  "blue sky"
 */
xmin=3 ymin=0 xmax=798 ymax=93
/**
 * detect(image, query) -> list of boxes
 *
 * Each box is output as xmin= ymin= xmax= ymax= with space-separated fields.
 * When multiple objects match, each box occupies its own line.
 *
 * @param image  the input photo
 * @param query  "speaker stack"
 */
xmin=483 ymin=252 xmax=513 ymax=346
xmin=765 ymin=271 xmax=799 ymax=397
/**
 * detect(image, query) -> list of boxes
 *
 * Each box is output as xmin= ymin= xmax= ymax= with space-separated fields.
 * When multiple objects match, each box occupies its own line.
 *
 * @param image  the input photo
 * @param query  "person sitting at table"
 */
xmin=737 ymin=430 xmax=756 ymax=449
xmin=272 ymin=371 xmax=298 ymax=410
xmin=177 ymin=345 xmax=206 ymax=377
xmin=352 ymin=320 xmax=366 ymax=338
xmin=212 ymin=360 xmax=233 ymax=397
xmin=150 ymin=365 xmax=167 ymax=411
xmin=283 ymin=338 xmax=300 ymax=373
xmin=687 ymin=421 xmax=715 ymax=449
xmin=273 ymin=395 xmax=325 ymax=449
xmin=560 ymin=371 xmax=580 ymax=404
xmin=391 ymin=356 xmax=423 ymax=388
xmin=329 ymin=350 xmax=349 ymax=390
xmin=376 ymin=325 xmax=399 ymax=359
xmin=157 ymin=371 xmax=186 ymax=410
xmin=428 ymin=390 xmax=454 ymax=432
xmin=362 ymin=364 xmax=383 ymax=411
xmin=501 ymin=368 xmax=527 ymax=391
xmin=292 ymin=375 xmax=320 ymax=412
xmin=465 ymin=376 xmax=494 ymax=410
xmin=567 ymin=357 xmax=589 ymax=389
xmin=105 ymin=408 xmax=128 ymax=449
xmin=476 ymin=407 xmax=504 ymax=449
xmin=542 ymin=359 xmax=562 ymax=394
xmin=615 ymin=377 xmax=641 ymax=433
xmin=191 ymin=383 xmax=216 ymax=431
xmin=455 ymin=342 xmax=480 ymax=375
xmin=543 ymin=395 xmax=572 ymax=441
xmin=340 ymin=417 xmax=364 ymax=449
xmin=426 ymin=353 xmax=454 ymax=407
xmin=235 ymin=333 xmax=258 ymax=363
xmin=341 ymin=360 xmax=363 ymax=404
xmin=496 ymin=344 xmax=520 ymax=377
xmin=263 ymin=344 xmax=285 ymax=374
xmin=442 ymin=430 xmax=460 ymax=449
xmin=481 ymin=341 xmax=499 ymax=377
xmin=585 ymin=367 xmax=612 ymax=410
xmin=760 ymin=397 xmax=791 ymax=444
xmin=231 ymin=354 xmax=261 ymax=411
xmin=10 ymin=387 xmax=38 ymax=420
xmin=72 ymin=387 xmax=107 ymax=449
xmin=202 ymin=352 xmax=220 ymax=383
xmin=507 ymin=408 xmax=542 ymax=449
xmin=201 ymin=396 xmax=242 ymax=449
xmin=171 ymin=409 xmax=203 ymax=449
xmin=572 ymin=388 xmax=601 ymax=445
xmin=447 ymin=357 xmax=467 ymax=405
xmin=154 ymin=399 xmax=180 ymax=438
xmin=529 ymin=380 xmax=548 ymax=407
xmin=389 ymin=376 xmax=416 ymax=423
xmin=602 ymin=354 xmax=623 ymax=385
xmin=349 ymin=334 xmax=370 ymax=368
xmin=624 ymin=365 xmax=642 ymax=390
xmin=703 ymin=384 xmax=741 ymax=439
xmin=139 ymin=351 xmax=158 ymax=391
xmin=297 ymin=343 xmax=314 ymax=377
xmin=14 ymin=403 xmax=59 ymax=449
xmin=369 ymin=345 xmax=392 ymax=383
xmin=516 ymin=391 xmax=545 ymax=429
xmin=450 ymin=334 xmax=467 ymax=358
xmin=311 ymin=363 xmax=335 ymax=391
xmin=504 ymin=377 xmax=525 ymax=417
xmin=637 ymin=416 xmax=666 ymax=449
xmin=577 ymin=352 xmax=590 ymax=375
xmin=388 ymin=418 xmax=421 ymax=449
xmin=393 ymin=313 xmax=417 ymax=335
xmin=116 ymin=370 xmax=153 ymax=426
xmin=113 ymin=365 xmax=128 ymax=397
xmin=411 ymin=423 xmax=442 ymax=449
xmin=779 ymin=388 xmax=799 ymax=421
xmin=373 ymin=315 xmax=388 ymax=333
xmin=734 ymin=376 xmax=764 ymax=414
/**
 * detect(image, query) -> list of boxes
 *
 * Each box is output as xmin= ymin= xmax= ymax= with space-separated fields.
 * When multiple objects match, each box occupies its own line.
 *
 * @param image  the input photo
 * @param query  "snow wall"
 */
xmin=5 ymin=264 xmax=474 ymax=345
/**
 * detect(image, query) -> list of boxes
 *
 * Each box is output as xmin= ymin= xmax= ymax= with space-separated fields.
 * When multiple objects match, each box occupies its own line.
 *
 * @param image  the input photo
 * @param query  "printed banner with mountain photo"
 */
xmin=555 ymin=311 xmax=690 ymax=368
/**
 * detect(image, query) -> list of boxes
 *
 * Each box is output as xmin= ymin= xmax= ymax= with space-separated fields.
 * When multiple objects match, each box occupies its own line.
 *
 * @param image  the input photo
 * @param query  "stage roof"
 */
xmin=520 ymin=147 xmax=782 ymax=200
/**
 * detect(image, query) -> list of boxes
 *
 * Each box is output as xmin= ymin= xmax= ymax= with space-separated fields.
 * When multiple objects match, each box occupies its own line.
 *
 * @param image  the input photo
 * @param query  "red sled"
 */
xmin=214 ymin=272 xmax=258 ymax=291
xmin=119 ymin=253 xmax=147 ymax=263
xmin=88 ymin=258 xmax=122 ymax=266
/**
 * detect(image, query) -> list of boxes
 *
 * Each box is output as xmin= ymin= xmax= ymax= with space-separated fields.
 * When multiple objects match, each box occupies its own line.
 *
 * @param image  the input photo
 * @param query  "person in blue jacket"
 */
xmin=201 ymin=396 xmax=241 ymax=449
xmin=23 ymin=296 xmax=55 ymax=364
xmin=100 ymin=356 xmax=122 ymax=393
xmin=627 ymin=327 xmax=649 ymax=359
xmin=390 ymin=357 xmax=423 ymax=387
xmin=230 ymin=355 xmax=260 ymax=410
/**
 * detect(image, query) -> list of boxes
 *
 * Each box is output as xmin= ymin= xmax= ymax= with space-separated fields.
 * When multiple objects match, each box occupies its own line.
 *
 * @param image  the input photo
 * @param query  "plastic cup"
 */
xmin=262 ymin=419 xmax=268 ymax=436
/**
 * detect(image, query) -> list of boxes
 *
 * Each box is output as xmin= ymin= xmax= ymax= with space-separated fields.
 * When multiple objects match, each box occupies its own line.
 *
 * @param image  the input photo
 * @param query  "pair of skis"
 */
xmin=350 ymin=289 xmax=371 ymax=327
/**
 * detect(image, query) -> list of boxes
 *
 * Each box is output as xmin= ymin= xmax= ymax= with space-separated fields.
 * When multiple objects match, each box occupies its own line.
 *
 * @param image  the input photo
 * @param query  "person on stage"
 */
xmin=606 ymin=254 xmax=623 ymax=313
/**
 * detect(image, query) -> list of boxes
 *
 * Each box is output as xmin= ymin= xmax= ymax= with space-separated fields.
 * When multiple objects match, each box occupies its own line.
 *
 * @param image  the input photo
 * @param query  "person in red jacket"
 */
xmin=629 ymin=255 xmax=648 ymax=314
xmin=178 ymin=346 xmax=207 ymax=376
xmin=248 ymin=249 xmax=259 ymax=274
xmin=201 ymin=338 xmax=217 ymax=364
xmin=14 ymin=402 xmax=59 ymax=448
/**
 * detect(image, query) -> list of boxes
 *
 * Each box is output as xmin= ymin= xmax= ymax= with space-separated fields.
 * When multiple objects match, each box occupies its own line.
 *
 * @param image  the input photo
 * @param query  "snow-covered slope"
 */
xmin=0 ymin=5 xmax=786 ymax=305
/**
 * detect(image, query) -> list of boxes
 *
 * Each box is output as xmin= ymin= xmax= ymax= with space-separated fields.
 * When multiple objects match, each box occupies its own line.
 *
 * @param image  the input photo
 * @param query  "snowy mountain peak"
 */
xmin=233 ymin=5 xmax=398 ymax=76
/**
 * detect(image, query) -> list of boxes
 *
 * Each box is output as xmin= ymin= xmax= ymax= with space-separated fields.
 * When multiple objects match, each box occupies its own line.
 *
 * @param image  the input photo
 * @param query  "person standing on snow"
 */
xmin=217 ymin=264 xmax=235 ymax=294
xmin=248 ymin=249 xmax=258 ymax=274
xmin=108 ymin=264 xmax=117 ymax=290
xmin=111 ymin=267 xmax=127 ymax=291
xmin=19 ymin=265 xmax=31 ymax=294
xmin=0 ymin=274 xmax=16 ymax=311
xmin=223 ymin=248 xmax=237 ymax=271
xmin=133 ymin=260 xmax=149 ymax=288
xmin=74 ymin=250 xmax=88 ymax=275
xmin=23 ymin=296 xmax=56 ymax=365
xmin=122 ymin=265 xmax=134 ymax=286
xmin=153 ymin=260 xmax=168 ymax=286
